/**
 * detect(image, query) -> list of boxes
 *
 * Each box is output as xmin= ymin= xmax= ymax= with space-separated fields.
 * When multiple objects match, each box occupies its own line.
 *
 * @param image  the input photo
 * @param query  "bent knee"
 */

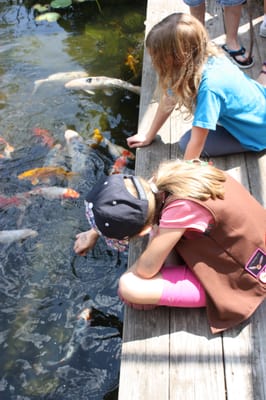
xmin=118 ymin=272 xmax=145 ymax=302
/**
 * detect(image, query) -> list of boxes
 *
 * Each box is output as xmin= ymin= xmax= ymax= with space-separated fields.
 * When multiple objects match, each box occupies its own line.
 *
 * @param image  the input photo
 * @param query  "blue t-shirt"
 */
xmin=194 ymin=56 xmax=266 ymax=151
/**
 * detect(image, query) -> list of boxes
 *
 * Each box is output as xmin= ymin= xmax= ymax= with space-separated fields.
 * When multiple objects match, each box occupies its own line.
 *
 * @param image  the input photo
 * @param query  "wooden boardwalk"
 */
xmin=118 ymin=1 xmax=266 ymax=399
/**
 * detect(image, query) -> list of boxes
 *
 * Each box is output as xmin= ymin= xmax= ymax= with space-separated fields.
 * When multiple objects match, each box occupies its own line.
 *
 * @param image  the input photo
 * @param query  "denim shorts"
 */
xmin=183 ymin=0 xmax=246 ymax=6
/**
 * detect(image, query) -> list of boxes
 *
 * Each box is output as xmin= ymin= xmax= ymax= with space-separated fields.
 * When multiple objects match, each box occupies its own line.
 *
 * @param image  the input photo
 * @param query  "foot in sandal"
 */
xmin=221 ymin=44 xmax=254 ymax=69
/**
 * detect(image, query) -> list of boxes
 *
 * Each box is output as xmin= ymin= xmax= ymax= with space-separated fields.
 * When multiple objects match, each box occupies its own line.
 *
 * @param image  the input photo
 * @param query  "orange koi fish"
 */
xmin=125 ymin=54 xmax=139 ymax=77
xmin=77 ymin=307 xmax=92 ymax=321
xmin=33 ymin=127 xmax=54 ymax=148
xmin=28 ymin=186 xmax=79 ymax=200
xmin=110 ymin=155 xmax=128 ymax=174
xmin=18 ymin=166 xmax=76 ymax=185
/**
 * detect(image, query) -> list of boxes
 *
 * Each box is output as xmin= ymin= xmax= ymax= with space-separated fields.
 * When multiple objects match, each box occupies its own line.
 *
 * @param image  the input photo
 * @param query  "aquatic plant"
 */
xmin=30 ymin=0 xmax=103 ymax=15
xmin=51 ymin=0 xmax=72 ymax=8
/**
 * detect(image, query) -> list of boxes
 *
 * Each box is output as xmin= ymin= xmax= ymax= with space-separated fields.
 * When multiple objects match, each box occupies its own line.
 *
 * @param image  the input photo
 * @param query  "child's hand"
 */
xmin=127 ymin=133 xmax=152 ymax=148
xmin=74 ymin=229 xmax=99 ymax=256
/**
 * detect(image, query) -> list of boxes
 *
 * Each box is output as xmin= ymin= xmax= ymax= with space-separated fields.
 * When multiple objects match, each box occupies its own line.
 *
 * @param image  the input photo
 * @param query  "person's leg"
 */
xmin=178 ymin=125 xmax=247 ymax=157
xmin=221 ymin=2 xmax=254 ymax=68
xmin=257 ymin=61 xmax=266 ymax=86
xmin=260 ymin=0 xmax=266 ymax=37
xmin=183 ymin=0 xmax=206 ymax=24
xmin=118 ymin=264 xmax=206 ymax=309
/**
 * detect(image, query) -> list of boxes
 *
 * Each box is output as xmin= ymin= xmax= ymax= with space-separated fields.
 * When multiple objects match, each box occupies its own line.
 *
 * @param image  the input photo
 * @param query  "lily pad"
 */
xmin=51 ymin=0 xmax=72 ymax=9
xmin=35 ymin=12 xmax=61 ymax=22
xmin=32 ymin=4 xmax=50 ymax=13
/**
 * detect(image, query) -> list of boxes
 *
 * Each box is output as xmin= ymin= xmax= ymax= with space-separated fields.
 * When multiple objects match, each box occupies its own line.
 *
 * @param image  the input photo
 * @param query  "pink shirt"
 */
xmin=159 ymin=199 xmax=214 ymax=235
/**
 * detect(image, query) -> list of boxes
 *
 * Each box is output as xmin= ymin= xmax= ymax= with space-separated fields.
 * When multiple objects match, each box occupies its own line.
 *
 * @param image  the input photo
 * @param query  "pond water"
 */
xmin=0 ymin=1 xmax=145 ymax=399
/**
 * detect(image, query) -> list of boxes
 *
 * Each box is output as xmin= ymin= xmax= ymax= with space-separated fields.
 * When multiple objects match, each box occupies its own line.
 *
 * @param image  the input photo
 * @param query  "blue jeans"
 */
xmin=183 ymin=0 xmax=246 ymax=6
xmin=178 ymin=125 xmax=248 ymax=157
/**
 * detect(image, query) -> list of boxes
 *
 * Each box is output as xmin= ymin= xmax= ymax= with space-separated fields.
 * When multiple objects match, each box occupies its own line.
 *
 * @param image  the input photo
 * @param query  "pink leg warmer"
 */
xmin=158 ymin=264 xmax=206 ymax=308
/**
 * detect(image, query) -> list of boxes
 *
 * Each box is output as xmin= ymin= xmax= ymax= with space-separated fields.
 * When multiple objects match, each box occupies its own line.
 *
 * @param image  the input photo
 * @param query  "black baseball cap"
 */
xmin=86 ymin=174 xmax=149 ymax=239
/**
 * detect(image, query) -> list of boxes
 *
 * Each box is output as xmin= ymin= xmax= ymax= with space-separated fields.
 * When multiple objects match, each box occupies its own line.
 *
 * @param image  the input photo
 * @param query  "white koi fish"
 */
xmin=0 ymin=229 xmax=38 ymax=244
xmin=47 ymin=308 xmax=92 ymax=366
xmin=65 ymin=76 xmax=141 ymax=96
xmin=64 ymin=129 xmax=92 ymax=174
xmin=33 ymin=71 xmax=89 ymax=94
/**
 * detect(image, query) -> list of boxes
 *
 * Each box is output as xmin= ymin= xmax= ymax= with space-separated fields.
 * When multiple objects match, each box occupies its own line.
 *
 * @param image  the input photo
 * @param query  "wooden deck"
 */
xmin=118 ymin=1 xmax=266 ymax=399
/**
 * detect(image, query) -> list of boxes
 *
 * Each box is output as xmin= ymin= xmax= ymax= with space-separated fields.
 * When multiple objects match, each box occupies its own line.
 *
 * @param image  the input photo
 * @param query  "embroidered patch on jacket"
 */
xmin=245 ymin=248 xmax=266 ymax=283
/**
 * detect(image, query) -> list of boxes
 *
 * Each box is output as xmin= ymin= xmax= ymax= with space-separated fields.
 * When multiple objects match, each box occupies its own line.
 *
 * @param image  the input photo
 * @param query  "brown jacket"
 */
xmin=173 ymin=174 xmax=266 ymax=334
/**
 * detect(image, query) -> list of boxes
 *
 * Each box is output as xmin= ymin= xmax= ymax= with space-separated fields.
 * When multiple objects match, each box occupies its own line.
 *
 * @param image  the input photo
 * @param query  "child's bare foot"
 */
xmin=257 ymin=62 xmax=266 ymax=86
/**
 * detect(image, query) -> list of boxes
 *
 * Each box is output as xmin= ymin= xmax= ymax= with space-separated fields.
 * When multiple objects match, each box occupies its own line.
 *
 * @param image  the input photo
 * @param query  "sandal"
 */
xmin=221 ymin=44 xmax=254 ymax=69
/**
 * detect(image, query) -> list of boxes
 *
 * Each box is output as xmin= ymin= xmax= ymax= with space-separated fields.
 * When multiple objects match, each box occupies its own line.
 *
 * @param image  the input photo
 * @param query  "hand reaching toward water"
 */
xmin=127 ymin=133 xmax=152 ymax=148
xmin=74 ymin=229 xmax=99 ymax=256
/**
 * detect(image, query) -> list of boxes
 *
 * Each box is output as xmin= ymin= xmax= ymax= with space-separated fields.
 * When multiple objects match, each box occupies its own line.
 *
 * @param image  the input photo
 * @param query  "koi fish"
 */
xmin=0 ymin=229 xmax=38 ymax=244
xmin=0 ymin=137 xmax=14 ymax=159
xmin=48 ymin=308 xmax=92 ymax=366
xmin=33 ymin=71 xmax=89 ymax=94
xmin=0 ymin=194 xmax=31 ymax=210
xmin=125 ymin=54 xmax=139 ymax=77
xmin=110 ymin=154 xmax=128 ymax=174
xmin=91 ymin=129 xmax=135 ymax=160
xmin=65 ymin=76 xmax=141 ymax=96
xmin=17 ymin=166 xmax=76 ymax=185
xmin=33 ymin=127 xmax=54 ymax=148
xmin=64 ymin=129 xmax=92 ymax=174
xmin=28 ymin=186 xmax=80 ymax=200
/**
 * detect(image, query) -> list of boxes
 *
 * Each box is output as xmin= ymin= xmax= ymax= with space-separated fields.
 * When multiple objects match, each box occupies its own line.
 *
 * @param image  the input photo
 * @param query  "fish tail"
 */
xmin=32 ymin=80 xmax=44 ymax=95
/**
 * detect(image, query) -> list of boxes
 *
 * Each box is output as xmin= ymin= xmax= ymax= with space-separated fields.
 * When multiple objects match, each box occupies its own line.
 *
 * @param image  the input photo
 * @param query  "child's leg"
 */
xmin=158 ymin=265 xmax=206 ymax=307
xmin=118 ymin=264 xmax=206 ymax=309
xmin=257 ymin=62 xmax=266 ymax=87
xmin=179 ymin=126 xmax=247 ymax=157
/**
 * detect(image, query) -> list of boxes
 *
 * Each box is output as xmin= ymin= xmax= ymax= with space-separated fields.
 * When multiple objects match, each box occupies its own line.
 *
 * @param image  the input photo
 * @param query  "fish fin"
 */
xmin=31 ymin=178 xmax=39 ymax=185
xmin=32 ymin=80 xmax=44 ymax=95
xmin=103 ymin=89 xmax=113 ymax=96
xmin=84 ymin=90 xmax=95 ymax=95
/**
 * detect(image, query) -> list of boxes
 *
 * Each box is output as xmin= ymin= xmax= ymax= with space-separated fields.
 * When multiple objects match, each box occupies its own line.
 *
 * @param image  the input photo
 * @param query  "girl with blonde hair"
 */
xmin=127 ymin=13 xmax=266 ymax=159
xmin=74 ymin=159 xmax=266 ymax=334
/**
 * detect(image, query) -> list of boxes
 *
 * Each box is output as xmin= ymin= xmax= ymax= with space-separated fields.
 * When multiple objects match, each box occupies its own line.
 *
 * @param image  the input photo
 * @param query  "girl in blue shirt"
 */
xmin=127 ymin=13 xmax=266 ymax=158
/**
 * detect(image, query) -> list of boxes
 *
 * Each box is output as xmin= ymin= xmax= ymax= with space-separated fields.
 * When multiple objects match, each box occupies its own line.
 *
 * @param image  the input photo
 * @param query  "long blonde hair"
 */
xmin=146 ymin=13 xmax=222 ymax=116
xmin=153 ymin=159 xmax=226 ymax=202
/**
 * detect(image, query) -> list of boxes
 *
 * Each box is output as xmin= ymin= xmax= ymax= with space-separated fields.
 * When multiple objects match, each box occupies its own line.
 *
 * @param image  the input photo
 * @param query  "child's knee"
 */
xmin=118 ymin=272 xmax=134 ymax=301
xmin=118 ymin=272 xmax=143 ymax=303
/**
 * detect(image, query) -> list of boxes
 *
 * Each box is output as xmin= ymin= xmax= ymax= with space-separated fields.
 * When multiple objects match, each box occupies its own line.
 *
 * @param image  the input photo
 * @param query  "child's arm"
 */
xmin=74 ymin=229 xmax=99 ymax=256
xmin=183 ymin=126 xmax=209 ymax=160
xmin=130 ymin=227 xmax=186 ymax=278
xmin=127 ymin=94 xmax=176 ymax=148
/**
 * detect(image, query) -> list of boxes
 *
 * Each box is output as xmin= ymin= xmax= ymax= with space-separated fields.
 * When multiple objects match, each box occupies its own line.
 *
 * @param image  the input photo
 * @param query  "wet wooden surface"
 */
xmin=118 ymin=1 xmax=266 ymax=399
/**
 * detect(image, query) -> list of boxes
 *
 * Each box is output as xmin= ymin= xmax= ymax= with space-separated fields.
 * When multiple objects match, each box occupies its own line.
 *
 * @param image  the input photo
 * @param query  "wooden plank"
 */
xmin=169 ymin=308 xmax=226 ymax=400
xmin=119 ymin=1 xmax=266 ymax=399
xmin=119 ymin=2 xmax=190 ymax=400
